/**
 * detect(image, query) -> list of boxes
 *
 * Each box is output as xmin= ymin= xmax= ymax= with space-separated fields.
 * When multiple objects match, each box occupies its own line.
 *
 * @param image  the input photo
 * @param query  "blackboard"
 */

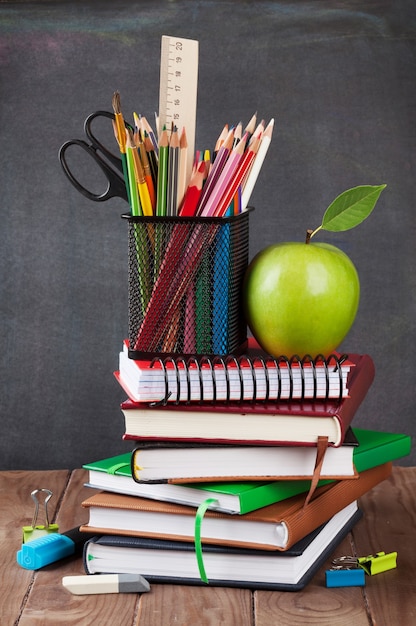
xmin=1 ymin=0 xmax=415 ymax=469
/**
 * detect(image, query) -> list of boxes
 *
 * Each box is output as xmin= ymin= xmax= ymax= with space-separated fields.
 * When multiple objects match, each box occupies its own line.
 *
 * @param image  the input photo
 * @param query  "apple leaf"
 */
xmin=309 ymin=184 xmax=386 ymax=239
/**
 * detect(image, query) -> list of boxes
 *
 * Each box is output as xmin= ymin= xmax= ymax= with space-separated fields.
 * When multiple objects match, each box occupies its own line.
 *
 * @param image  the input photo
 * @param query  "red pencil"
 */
xmin=179 ymin=161 xmax=206 ymax=216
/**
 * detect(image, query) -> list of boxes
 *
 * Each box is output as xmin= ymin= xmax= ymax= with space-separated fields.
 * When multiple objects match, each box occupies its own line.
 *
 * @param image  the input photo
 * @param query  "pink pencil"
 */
xmin=195 ymin=129 xmax=234 ymax=216
xmin=200 ymin=132 xmax=248 ymax=217
xmin=213 ymin=135 xmax=260 ymax=217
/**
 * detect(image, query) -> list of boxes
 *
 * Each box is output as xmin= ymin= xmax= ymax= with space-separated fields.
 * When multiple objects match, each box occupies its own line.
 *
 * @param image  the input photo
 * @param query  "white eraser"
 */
xmin=62 ymin=573 xmax=150 ymax=595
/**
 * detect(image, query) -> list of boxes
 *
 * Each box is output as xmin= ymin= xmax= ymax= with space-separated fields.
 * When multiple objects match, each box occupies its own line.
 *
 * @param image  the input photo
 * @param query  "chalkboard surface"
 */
xmin=1 ymin=1 xmax=415 ymax=469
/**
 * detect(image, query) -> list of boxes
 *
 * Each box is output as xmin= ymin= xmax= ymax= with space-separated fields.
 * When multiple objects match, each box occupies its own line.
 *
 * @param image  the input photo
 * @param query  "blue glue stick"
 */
xmin=16 ymin=527 xmax=91 ymax=570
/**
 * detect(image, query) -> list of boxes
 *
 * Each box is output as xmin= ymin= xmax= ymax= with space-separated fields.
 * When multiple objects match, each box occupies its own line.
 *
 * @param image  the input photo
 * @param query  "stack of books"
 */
xmin=79 ymin=338 xmax=411 ymax=590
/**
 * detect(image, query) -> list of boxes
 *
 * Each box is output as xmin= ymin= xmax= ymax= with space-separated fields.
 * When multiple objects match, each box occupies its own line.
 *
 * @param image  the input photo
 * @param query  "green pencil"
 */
xmin=156 ymin=128 xmax=169 ymax=216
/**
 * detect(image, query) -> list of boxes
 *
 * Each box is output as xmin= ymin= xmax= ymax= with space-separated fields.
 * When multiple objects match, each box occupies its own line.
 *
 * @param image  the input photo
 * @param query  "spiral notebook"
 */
xmin=117 ymin=351 xmax=374 ymax=446
xmin=117 ymin=338 xmax=360 ymax=405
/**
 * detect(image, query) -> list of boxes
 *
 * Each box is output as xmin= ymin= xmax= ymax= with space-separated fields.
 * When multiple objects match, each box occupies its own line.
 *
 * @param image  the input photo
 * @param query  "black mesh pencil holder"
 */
xmin=122 ymin=209 xmax=252 ymax=359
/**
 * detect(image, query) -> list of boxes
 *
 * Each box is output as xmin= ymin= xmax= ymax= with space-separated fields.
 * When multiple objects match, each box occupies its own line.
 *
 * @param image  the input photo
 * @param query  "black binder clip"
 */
xmin=22 ymin=489 xmax=59 ymax=543
xmin=325 ymin=556 xmax=365 ymax=588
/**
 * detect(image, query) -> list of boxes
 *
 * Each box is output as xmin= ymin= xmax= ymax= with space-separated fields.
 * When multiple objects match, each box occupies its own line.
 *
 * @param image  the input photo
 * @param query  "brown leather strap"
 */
xmin=303 ymin=436 xmax=329 ymax=509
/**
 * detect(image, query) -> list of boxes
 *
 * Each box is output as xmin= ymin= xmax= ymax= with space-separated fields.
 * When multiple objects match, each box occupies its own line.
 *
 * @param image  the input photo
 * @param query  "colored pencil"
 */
xmin=249 ymin=119 xmax=265 ymax=146
xmin=109 ymin=94 xmax=275 ymax=353
xmin=200 ymin=132 xmax=248 ymax=217
xmin=212 ymin=135 xmax=260 ymax=217
xmin=144 ymin=133 xmax=158 ymax=187
xmin=134 ymin=223 xmax=194 ymax=351
xmin=195 ymin=129 xmax=234 ymax=216
xmin=232 ymin=121 xmax=242 ymax=148
xmin=134 ymin=222 xmax=216 ymax=351
xmin=179 ymin=161 xmax=206 ymax=216
xmin=244 ymin=111 xmax=257 ymax=141
xmin=139 ymin=142 xmax=156 ymax=212
xmin=140 ymin=115 xmax=158 ymax=153
xmin=166 ymin=126 xmax=180 ymax=216
xmin=125 ymin=136 xmax=142 ymax=217
xmin=156 ymin=128 xmax=169 ymax=216
xmin=212 ymin=123 xmax=229 ymax=161
xmin=242 ymin=118 xmax=274 ymax=210
xmin=135 ymin=131 xmax=156 ymax=212
xmin=177 ymin=127 xmax=188 ymax=211
xmin=127 ymin=131 xmax=153 ymax=217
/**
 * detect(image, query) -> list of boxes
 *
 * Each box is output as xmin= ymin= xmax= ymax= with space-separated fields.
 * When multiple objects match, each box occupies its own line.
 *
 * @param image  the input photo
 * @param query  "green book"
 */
xmin=83 ymin=428 xmax=410 ymax=514
xmin=352 ymin=428 xmax=411 ymax=472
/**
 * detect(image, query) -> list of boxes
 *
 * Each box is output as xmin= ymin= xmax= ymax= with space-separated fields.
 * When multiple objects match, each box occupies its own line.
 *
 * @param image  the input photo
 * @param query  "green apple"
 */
xmin=243 ymin=241 xmax=360 ymax=357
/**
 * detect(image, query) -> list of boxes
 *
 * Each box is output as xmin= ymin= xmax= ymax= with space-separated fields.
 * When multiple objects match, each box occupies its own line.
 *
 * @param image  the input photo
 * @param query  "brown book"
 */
xmin=80 ymin=462 xmax=391 ymax=551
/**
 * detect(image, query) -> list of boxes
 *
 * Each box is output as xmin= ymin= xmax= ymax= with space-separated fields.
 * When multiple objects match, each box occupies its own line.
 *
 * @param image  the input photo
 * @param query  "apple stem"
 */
xmin=306 ymin=226 xmax=322 ymax=243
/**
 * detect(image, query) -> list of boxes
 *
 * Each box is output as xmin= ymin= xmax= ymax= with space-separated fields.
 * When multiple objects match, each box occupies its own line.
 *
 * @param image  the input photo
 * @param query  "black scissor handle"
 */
xmin=58 ymin=138 xmax=128 ymax=202
xmin=83 ymin=110 xmax=127 ymax=174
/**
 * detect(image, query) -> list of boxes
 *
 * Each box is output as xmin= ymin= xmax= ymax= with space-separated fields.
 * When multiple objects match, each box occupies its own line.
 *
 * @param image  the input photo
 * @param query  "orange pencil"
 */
xmin=138 ymin=136 xmax=156 ymax=211
xmin=144 ymin=133 xmax=158 ymax=187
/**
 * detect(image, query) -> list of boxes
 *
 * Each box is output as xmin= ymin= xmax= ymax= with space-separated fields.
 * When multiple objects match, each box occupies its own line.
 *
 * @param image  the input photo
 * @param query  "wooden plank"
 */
xmin=354 ymin=467 xmax=416 ymax=626
xmin=254 ymin=534 xmax=371 ymax=625
xmin=0 ymin=469 xmax=70 ymax=626
xmin=18 ymin=469 xmax=142 ymax=625
xmin=3 ymin=467 xmax=415 ymax=625
xmin=136 ymin=584 xmax=253 ymax=626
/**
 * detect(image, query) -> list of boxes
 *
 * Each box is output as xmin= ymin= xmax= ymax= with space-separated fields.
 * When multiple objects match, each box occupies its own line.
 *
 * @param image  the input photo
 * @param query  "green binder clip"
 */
xmin=358 ymin=551 xmax=397 ymax=575
xmin=22 ymin=489 xmax=59 ymax=543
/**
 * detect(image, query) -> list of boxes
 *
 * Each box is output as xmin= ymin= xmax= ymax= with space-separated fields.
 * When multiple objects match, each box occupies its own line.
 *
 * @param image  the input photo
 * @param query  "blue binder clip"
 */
xmin=22 ymin=489 xmax=59 ymax=543
xmin=325 ymin=556 xmax=366 ymax=588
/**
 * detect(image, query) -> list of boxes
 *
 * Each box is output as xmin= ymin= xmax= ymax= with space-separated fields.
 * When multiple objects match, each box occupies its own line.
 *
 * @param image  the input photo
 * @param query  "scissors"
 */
xmin=59 ymin=110 xmax=133 ymax=203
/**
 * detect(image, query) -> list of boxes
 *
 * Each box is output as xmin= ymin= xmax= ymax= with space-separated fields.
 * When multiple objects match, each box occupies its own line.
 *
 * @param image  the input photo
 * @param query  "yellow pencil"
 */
xmin=137 ymin=134 xmax=156 ymax=211
xmin=127 ymin=130 xmax=153 ymax=217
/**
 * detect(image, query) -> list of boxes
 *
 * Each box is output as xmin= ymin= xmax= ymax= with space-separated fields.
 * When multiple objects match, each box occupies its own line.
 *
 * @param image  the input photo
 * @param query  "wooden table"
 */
xmin=1 ymin=467 xmax=415 ymax=625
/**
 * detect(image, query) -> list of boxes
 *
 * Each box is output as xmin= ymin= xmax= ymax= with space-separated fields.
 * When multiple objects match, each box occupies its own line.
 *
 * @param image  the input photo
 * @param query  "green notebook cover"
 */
xmin=83 ymin=428 xmax=410 ymax=514
xmin=352 ymin=428 xmax=411 ymax=473
xmin=83 ymin=454 xmax=132 ymax=476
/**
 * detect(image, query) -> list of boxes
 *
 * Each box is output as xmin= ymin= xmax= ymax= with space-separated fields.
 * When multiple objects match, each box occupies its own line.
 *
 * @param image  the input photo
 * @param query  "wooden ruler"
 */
xmin=158 ymin=35 xmax=199 ymax=182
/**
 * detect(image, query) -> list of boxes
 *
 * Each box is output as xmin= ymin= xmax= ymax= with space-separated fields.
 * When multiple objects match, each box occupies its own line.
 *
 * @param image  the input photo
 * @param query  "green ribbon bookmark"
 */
xmin=194 ymin=498 xmax=219 ymax=584
xmin=107 ymin=462 xmax=130 ymax=475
